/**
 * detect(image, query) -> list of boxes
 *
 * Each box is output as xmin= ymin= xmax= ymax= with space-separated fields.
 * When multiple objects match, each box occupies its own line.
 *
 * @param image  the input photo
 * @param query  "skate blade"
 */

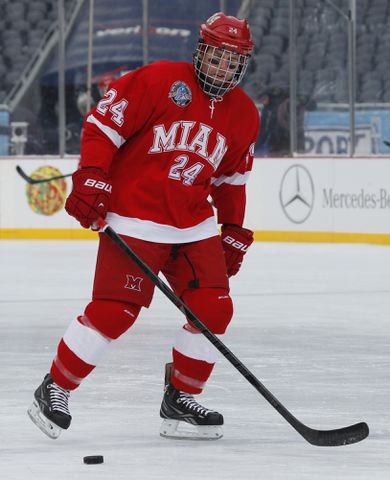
xmin=160 ymin=419 xmax=223 ymax=440
xmin=27 ymin=400 xmax=63 ymax=439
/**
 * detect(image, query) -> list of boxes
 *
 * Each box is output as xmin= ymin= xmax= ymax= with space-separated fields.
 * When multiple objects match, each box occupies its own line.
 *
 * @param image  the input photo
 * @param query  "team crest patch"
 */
xmin=168 ymin=81 xmax=192 ymax=107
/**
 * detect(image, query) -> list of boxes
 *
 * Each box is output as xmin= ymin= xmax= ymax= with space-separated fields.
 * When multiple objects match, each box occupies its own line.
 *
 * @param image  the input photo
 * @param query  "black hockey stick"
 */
xmin=384 ymin=140 xmax=390 ymax=147
xmin=16 ymin=165 xmax=73 ymax=184
xmin=96 ymin=218 xmax=369 ymax=447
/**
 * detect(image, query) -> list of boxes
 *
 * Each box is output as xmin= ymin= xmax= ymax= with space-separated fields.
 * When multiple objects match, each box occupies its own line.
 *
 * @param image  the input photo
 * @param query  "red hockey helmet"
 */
xmin=199 ymin=12 xmax=254 ymax=56
xmin=194 ymin=12 xmax=254 ymax=97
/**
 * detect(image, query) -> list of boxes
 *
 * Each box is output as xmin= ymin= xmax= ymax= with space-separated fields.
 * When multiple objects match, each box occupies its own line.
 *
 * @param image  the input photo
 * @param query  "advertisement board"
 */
xmin=245 ymin=157 xmax=390 ymax=244
xmin=304 ymin=110 xmax=390 ymax=156
xmin=1 ymin=156 xmax=390 ymax=244
xmin=0 ymin=157 xmax=96 ymax=239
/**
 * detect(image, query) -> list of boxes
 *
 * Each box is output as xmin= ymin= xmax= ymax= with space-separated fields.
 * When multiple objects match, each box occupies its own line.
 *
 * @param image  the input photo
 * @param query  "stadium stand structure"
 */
xmin=42 ymin=0 xmax=241 ymax=83
xmin=242 ymin=0 xmax=390 ymax=105
xmin=1 ymin=0 xmax=388 ymax=106
xmin=1 ymin=0 xmax=242 ymax=153
xmin=37 ymin=0 xmax=241 ymax=153
xmin=0 ymin=0 xmax=83 ymax=154
xmin=0 ymin=0 xmax=68 ymax=103
xmin=0 ymin=0 xmax=388 ymax=155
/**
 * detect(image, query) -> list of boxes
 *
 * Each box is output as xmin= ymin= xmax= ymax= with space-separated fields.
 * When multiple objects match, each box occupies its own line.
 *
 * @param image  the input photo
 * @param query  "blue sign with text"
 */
xmin=304 ymin=110 xmax=390 ymax=155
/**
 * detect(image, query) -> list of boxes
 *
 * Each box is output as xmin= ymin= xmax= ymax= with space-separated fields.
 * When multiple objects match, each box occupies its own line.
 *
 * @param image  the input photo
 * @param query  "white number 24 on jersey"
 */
xmin=96 ymin=88 xmax=128 ymax=126
xmin=168 ymin=155 xmax=204 ymax=186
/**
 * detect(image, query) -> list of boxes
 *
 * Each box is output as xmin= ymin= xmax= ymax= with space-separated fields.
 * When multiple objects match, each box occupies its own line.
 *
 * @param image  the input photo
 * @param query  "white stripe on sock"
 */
xmin=173 ymin=326 xmax=219 ymax=363
xmin=63 ymin=318 xmax=111 ymax=366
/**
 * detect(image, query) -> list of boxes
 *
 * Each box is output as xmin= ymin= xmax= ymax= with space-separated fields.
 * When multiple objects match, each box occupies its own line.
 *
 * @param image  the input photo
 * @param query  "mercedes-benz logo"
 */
xmin=279 ymin=164 xmax=314 ymax=224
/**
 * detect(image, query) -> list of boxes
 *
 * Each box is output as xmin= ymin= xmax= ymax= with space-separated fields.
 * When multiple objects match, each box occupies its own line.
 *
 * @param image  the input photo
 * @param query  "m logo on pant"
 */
xmin=125 ymin=275 xmax=143 ymax=292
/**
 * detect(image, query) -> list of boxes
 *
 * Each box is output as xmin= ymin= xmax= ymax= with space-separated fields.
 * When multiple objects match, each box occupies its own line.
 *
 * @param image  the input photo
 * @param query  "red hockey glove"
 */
xmin=65 ymin=168 xmax=111 ymax=229
xmin=221 ymin=225 xmax=254 ymax=277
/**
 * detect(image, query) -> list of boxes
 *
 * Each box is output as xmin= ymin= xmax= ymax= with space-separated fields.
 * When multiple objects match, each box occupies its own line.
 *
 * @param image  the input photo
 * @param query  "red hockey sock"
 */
xmin=50 ymin=301 xmax=141 ymax=390
xmin=51 ymin=339 xmax=95 ymax=390
xmin=171 ymin=349 xmax=214 ymax=394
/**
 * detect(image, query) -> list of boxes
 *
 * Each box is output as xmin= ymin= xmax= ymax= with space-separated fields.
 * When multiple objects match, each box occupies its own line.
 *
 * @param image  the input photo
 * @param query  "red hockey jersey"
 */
xmin=80 ymin=60 xmax=259 ymax=243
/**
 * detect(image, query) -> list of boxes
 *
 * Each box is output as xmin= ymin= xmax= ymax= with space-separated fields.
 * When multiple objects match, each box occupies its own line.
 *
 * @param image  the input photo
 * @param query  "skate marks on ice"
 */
xmin=0 ymin=241 xmax=389 ymax=479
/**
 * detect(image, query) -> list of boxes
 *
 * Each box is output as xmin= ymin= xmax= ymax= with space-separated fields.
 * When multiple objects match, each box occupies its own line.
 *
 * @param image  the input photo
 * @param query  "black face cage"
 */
xmin=193 ymin=42 xmax=250 ymax=97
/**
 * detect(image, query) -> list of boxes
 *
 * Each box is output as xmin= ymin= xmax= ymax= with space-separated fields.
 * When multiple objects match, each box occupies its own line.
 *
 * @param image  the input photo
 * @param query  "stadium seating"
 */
xmin=1 ymin=0 xmax=388 ymax=106
xmin=0 ymin=0 xmax=388 ymax=156
xmin=0 ymin=0 xmax=59 ymax=103
xmin=243 ymin=0 xmax=390 ymax=104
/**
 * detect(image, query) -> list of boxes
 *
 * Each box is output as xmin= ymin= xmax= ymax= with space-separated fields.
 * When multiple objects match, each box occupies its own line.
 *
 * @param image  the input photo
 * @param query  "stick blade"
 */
xmin=303 ymin=421 xmax=369 ymax=447
xmin=16 ymin=165 xmax=37 ymax=184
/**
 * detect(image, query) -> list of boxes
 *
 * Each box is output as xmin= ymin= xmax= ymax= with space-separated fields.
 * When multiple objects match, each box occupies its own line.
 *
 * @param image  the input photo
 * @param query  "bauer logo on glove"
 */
xmin=221 ymin=225 xmax=254 ymax=277
xmin=222 ymin=235 xmax=250 ymax=252
xmin=65 ymin=167 xmax=112 ymax=229
xmin=84 ymin=178 xmax=112 ymax=192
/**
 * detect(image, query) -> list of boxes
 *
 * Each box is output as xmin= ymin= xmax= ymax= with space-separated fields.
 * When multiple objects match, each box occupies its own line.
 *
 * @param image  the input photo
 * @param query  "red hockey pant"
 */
xmin=51 ymin=233 xmax=233 ymax=394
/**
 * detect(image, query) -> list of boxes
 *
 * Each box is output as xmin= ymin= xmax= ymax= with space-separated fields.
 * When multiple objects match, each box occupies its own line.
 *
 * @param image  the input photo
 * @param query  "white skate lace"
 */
xmin=177 ymin=393 xmax=212 ymax=416
xmin=48 ymin=383 xmax=71 ymax=415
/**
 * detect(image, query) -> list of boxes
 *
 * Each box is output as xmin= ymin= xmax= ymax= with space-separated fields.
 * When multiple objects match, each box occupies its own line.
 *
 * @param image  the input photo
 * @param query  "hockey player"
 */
xmin=28 ymin=12 xmax=259 ymax=440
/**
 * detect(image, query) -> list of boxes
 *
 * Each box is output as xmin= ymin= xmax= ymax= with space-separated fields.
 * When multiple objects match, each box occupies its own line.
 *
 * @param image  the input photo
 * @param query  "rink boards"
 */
xmin=1 ymin=155 xmax=390 ymax=244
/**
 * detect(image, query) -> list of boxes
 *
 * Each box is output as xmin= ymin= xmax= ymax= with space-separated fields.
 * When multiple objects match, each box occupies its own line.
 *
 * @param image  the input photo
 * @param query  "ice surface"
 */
xmin=0 ymin=240 xmax=389 ymax=479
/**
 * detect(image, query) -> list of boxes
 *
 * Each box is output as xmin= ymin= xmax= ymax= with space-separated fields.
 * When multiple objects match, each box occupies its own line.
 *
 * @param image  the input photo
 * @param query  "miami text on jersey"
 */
xmin=149 ymin=121 xmax=228 ymax=170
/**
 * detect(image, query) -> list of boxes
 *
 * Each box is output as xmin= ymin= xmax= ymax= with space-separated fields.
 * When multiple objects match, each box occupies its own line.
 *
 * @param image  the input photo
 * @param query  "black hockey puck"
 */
xmin=83 ymin=455 xmax=104 ymax=464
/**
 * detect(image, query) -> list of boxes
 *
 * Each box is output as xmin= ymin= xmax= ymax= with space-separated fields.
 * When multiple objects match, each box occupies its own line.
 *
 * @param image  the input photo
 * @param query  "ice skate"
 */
xmin=27 ymin=373 xmax=72 ymax=439
xmin=159 ymin=364 xmax=223 ymax=440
